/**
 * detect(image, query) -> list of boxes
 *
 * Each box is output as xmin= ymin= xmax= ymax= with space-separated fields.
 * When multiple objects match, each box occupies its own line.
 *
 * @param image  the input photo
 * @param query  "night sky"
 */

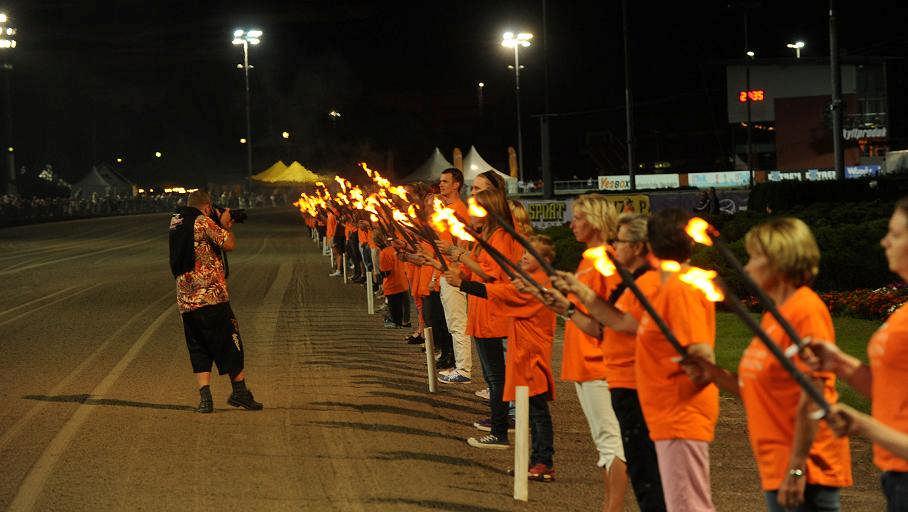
xmin=8 ymin=0 xmax=908 ymax=186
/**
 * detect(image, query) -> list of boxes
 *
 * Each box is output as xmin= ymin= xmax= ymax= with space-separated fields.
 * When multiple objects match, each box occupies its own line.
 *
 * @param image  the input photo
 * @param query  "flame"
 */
xmin=582 ymin=245 xmax=616 ymax=277
xmin=370 ymin=213 xmax=379 ymax=222
xmin=660 ymin=260 xmax=682 ymax=272
xmin=392 ymin=208 xmax=414 ymax=227
xmin=660 ymin=260 xmax=724 ymax=302
xmin=407 ymin=205 xmax=418 ymax=218
xmin=468 ymin=197 xmax=487 ymax=218
xmin=334 ymin=175 xmax=349 ymax=193
xmin=390 ymin=186 xmax=409 ymax=201
xmin=685 ymin=217 xmax=714 ymax=246
xmin=431 ymin=197 xmax=475 ymax=242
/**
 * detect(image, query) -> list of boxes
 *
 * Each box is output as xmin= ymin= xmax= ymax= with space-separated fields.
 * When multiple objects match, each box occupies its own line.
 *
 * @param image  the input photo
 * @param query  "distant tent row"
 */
xmin=72 ymin=163 xmax=135 ymax=197
xmin=251 ymin=161 xmax=324 ymax=185
xmin=402 ymin=146 xmax=516 ymax=193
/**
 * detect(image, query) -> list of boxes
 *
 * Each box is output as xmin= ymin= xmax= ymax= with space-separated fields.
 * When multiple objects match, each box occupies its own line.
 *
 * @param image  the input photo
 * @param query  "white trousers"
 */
xmin=439 ymin=277 xmax=471 ymax=377
xmin=574 ymin=379 xmax=626 ymax=469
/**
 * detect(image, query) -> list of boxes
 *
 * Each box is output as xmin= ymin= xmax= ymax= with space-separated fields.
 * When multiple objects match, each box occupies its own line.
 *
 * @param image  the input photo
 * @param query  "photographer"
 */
xmin=169 ymin=190 xmax=263 ymax=413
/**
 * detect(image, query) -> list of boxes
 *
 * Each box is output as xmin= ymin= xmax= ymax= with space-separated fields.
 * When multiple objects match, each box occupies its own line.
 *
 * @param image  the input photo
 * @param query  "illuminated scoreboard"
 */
xmin=738 ymin=89 xmax=765 ymax=103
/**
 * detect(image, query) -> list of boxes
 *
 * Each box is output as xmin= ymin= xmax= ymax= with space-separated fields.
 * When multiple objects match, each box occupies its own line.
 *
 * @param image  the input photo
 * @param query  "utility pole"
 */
xmin=745 ymin=10 xmax=754 ymax=187
xmin=829 ymin=0 xmax=845 ymax=180
xmin=622 ymin=0 xmax=636 ymax=191
xmin=541 ymin=0 xmax=553 ymax=198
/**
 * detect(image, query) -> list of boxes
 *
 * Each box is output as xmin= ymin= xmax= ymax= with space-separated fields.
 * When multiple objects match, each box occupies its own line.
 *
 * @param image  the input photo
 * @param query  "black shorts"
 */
xmin=332 ymin=233 xmax=346 ymax=250
xmin=181 ymin=302 xmax=244 ymax=376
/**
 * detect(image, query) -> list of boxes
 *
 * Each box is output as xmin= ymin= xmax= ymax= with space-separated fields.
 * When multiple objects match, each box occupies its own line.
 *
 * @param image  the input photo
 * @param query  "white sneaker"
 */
xmin=329 ymin=270 xmax=341 ymax=277
xmin=475 ymin=388 xmax=490 ymax=400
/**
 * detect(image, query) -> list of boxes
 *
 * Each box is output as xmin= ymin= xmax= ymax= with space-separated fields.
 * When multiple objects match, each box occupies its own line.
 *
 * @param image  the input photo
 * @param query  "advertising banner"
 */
xmin=522 ymin=195 xmax=650 ymax=229
xmin=687 ymin=171 xmax=751 ymax=188
xmin=597 ymin=174 xmax=680 ymax=191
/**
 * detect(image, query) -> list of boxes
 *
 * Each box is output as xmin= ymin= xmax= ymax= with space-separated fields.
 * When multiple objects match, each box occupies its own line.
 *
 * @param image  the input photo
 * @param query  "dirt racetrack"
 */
xmin=0 ymin=208 xmax=885 ymax=511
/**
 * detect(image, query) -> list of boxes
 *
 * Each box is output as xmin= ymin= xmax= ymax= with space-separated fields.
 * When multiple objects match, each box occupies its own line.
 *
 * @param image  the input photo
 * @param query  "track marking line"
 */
xmin=0 ymin=283 xmax=105 ymax=328
xmin=6 ymin=302 xmax=175 ymax=512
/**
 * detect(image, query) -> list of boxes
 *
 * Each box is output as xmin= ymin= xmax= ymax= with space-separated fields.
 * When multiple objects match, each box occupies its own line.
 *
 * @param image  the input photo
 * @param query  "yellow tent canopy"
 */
xmin=251 ymin=161 xmax=288 ymax=182
xmin=267 ymin=161 xmax=323 ymax=184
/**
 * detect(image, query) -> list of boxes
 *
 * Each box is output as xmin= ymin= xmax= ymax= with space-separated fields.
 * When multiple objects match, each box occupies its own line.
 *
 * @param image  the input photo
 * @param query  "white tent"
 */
xmin=463 ymin=145 xmax=517 ymax=193
xmin=401 ymin=147 xmax=454 ymax=183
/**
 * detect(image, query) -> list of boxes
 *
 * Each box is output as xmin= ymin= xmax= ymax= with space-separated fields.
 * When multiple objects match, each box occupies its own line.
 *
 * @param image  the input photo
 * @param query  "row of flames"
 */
xmin=293 ymin=162 xmax=725 ymax=303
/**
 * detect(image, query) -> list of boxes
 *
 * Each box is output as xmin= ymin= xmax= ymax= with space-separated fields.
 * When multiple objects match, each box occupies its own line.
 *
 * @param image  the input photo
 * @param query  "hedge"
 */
xmin=541 ymin=199 xmax=898 ymax=296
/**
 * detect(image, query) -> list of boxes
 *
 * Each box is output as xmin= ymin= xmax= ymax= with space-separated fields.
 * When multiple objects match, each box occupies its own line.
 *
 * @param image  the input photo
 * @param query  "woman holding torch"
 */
xmin=682 ymin=217 xmax=852 ymax=511
xmin=442 ymin=188 xmax=523 ymax=449
xmin=635 ymin=208 xmax=719 ymax=512
xmin=535 ymin=194 xmax=629 ymax=512
xmin=544 ymin=212 xmax=666 ymax=511
xmin=807 ymin=197 xmax=908 ymax=511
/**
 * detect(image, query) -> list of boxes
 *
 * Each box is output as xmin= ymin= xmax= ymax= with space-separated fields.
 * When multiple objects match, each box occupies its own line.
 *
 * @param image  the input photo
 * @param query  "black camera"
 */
xmin=211 ymin=205 xmax=248 ymax=225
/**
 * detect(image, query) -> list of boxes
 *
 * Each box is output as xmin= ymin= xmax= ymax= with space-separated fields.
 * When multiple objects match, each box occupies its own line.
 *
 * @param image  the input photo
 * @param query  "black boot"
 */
xmin=227 ymin=379 xmax=263 ymax=410
xmin=197 ymin=385 xmax=213 ymax=414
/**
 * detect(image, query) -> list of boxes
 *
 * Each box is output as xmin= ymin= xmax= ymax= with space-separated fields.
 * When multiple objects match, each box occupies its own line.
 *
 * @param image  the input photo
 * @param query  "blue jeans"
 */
xmin=883 ymin=471 xmax=908 ymax=512
xmin=475 ymin=337 xmax=508 ymax=440
xmin=530 ymin=395 xmax=554 ymax=467
xmin=764 ymin=485 xmax=840 ymax=512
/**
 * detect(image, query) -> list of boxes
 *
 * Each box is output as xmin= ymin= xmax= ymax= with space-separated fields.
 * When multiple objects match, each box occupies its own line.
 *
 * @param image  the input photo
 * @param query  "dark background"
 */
xmin=6 ymin=0 xmax=908 ymax=186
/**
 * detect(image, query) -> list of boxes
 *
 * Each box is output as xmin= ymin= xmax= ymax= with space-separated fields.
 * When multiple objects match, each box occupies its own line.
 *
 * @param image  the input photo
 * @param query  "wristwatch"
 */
xmin=560 ymin=303 xmax=576 ymax=321
xmin=788 ymin=468 xmax=804 ymax=479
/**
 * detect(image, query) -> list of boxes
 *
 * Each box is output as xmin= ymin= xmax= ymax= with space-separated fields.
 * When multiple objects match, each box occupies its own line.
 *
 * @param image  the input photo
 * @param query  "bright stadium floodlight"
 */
xmin=501 ymin=29 xmax=533 ymax=183
xmin=786 ymin=40 xmax=805 ymax=58
xmin=231 ymin=28 xmax=263 ymax=181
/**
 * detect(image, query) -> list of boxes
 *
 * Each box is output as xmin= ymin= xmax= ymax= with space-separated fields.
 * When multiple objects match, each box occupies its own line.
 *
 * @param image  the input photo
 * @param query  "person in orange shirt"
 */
xmin=682 ymin=218 xmax=851 ymax=511
xmin=442 ymin=188 xmax=523 ymax=448
xmin=807 ymin=197 xmax=908 ymax=510
xmin=377 ymin=231 xmax=409 ymax=328
xmin=636 ymin=208 xmax=718 ymax=512
xmin=544 ymin=213 xmax=666 ymax=511
xmin=518 ymin=193 xmax=629 ymax=512
xmin=327 ymin=209 xmax=344 ymax=277
xmin=457 ymin=235 xmax=558 ymax=480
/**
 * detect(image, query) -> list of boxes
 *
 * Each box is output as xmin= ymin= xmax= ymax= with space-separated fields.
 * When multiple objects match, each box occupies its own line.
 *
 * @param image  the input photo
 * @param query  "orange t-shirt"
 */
xmin=738 ymin=287 xmax=852 ymax=490
xmin=344 ymin=223 xmax=356 ymax=238
xmin=358 ymin=227 xmax=370 ymax=247
xmin=561 ymin=257 xmax=617 ymax=382
xmin=869 ymin=302 xmax=908 ymax=472
xmin=486 ymin=269 xmax=557 ymax=402
xmin=603 ymin=269 xmax=660 ymax=389
xmin=465 ymin=228 xmax=524 ymax=339
xmin=326 ymin=212 xmax=338 ymax=239
xmin=636 ymin=272 xmax=719 ymax=442
xmin=379 ymin=246 xmax=408 ymax=296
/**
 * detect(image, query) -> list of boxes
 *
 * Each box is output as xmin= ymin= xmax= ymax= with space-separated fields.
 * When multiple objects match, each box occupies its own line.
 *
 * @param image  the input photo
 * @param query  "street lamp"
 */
xmin=501 ymin=31 xmax=532 ymax=184
xmin=477 ymin=81 xmax=485 ymax=118
xmin=0 ymin=11 xmax=15 ymax=195
xmin=328 ymin=110 xmax=342 ymax=118
xmin=786 ymin=41 xmax=805 ymax=59
xmin=281 ymin=131 xmax=290 ymax=140
xmin=154 ymin=151 xmax=163 ymax=158
xmin=232 ymin=28 xmax=262 ymax=180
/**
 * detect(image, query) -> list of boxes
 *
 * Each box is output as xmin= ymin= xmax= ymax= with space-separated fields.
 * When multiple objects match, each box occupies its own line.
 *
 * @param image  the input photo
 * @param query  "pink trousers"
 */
xmin=654 ymin=439 xmax=715 ymax=512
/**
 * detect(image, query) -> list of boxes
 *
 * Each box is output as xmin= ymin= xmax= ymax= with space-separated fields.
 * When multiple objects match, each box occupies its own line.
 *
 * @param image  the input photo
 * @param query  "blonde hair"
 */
xmin=529 ymin=234 xmax=556 ymax=263
xmin=572 ymin=194 xmax=619 ymax=240
xmin=744 ymin=217 xmax=820 ymax=287
xmin=509 ymin=199 xmax=535 ymax=237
